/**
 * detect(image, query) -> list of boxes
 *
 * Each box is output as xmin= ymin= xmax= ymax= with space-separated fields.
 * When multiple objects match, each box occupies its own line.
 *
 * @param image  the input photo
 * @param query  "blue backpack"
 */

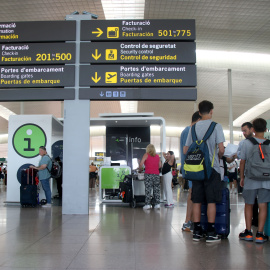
xmin=183 ymin=122 xmax=217 ymax=181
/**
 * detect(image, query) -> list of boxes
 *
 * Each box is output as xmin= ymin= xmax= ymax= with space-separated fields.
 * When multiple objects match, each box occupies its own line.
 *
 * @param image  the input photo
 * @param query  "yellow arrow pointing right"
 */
xmin=92 ymin=49 xmax=101 ymax=60
xmin=92 ymin=72 xmax=101 ymax=83
xmin=92 ymin=28 xmax=103 ymax=37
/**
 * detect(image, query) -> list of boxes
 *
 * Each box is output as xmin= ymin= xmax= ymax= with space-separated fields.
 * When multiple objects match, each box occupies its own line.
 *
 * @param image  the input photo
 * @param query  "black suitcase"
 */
xmin=20 ymin=168 xmax=38 ymax=207
xmin=21 ymin=168 xmax=38 ymax=185
xmin=237 ymin=177 xmax=243 ymax=194
xmin=119 ymin=182 xmax=132 ymax=203
xmin=172 ymin=177 xmax=179 ymax=186
xmin=183 ymin=179 xmax=189 ymax=190
xmin=201 ymin=188 xmax=230 ymax=238
xmin=252 ymin=198 xmax=258 ymax=227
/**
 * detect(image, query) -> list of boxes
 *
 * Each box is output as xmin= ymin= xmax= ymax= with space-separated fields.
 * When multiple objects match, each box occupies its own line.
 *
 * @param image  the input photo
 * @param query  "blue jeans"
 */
xmin=40 ymin=178 xmax=51 ymax=204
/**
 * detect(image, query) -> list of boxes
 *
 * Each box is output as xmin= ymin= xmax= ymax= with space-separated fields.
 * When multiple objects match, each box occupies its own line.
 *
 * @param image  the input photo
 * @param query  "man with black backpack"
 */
xmin=239 ymin=118 xmax=270 ymax=243
xmin=30 ymin=146 xmax=52 ymax=207
xmin=184 ymin=100 xmax=225 ymax=242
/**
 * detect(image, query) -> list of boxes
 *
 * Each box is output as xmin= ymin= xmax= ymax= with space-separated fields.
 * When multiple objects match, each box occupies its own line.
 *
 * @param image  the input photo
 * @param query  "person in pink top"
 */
xmin=139 ymin=144 xmax=162 ymax=210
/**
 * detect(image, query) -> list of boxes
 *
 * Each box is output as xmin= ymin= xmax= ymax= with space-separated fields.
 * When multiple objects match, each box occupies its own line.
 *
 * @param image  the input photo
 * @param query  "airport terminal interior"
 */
xmin=1 ymin=0 xmax=270 ymax=269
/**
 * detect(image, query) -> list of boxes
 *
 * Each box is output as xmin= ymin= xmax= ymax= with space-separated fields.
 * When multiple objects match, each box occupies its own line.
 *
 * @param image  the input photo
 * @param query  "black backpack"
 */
xmin=47 ymin=156 xmax=62 ymax=178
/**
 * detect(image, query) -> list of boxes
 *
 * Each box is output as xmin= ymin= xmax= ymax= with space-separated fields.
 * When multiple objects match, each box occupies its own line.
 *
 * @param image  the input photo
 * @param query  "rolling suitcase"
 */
xmin=252 ymin=198 xmax=258 ymax=227
xmin=183 ymin=179 xmax=189 ymax=191
xmin=20 ymin=168 xmax=38 ymax=207
xmin=264 ymin=202 xmax=270 ymax=236
xmin=119 ymin=181 xmax=132 ymax=203
xmin=21 ymin=168 xmax=37 ymax=185
xmin=201 ymin=187 xmax=230 ymax=238
xmin=237 ymin=177 xmax=243 ymax=194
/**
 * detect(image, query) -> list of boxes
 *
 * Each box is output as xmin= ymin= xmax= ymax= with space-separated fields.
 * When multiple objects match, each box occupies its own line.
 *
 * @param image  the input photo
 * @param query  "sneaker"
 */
xmin=193 ymin=230 xmax=203 ymax=241
xmin=234 ymin=188 xmax=238 ymax=194
xmin=154 ymin=204 xmax=160 ymax=209
xmin=143 ymin=205 xmax=151 ymax=210
xmin=206 ymin=231 xmax=221 ymax=243
xmin=182 ymin=220 xmax=193 ymax=232
xmin=239 ymin=229 xmax=253 ymax=241
xmin=42 ymin=203 xmax=52 ymax=208
xmin=255 ymin=232 xmax=268 ymax=243
xmin=165 ymin=204 xmax=174 ymax=208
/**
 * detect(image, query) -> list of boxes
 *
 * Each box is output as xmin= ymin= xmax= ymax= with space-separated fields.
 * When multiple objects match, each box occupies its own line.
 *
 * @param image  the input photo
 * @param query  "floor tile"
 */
xmin=0 ymin=185 xmax=269 ymax=270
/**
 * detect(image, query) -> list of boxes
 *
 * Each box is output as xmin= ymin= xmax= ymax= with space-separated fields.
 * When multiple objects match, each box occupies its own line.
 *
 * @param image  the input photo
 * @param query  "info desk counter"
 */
xmin=99 ymin=166 xmax=131 ymax=203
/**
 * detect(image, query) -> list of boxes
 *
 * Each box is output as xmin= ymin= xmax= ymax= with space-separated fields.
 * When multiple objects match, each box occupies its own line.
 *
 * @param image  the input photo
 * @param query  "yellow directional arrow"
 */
xmin=92 ymin=28 xmax=103 ymax=37
xmin=91 ymin=72 xmax=101 ymax=83
xmin=92 ymin=49 xmax=101 ymax=60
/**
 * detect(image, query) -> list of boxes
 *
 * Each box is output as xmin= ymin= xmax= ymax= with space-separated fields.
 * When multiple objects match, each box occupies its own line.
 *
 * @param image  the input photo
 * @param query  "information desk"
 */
xmin=99 ymin=166 xmax=131 ymax=203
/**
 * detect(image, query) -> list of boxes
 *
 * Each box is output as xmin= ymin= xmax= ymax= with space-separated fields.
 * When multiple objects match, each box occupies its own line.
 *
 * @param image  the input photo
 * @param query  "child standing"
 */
xmin=239 ymin=118 xmax=270 ymax=243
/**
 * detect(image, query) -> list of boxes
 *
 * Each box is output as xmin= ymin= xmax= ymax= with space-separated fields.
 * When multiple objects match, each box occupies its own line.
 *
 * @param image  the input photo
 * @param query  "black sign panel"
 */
xmin=0 ymin=21 xmax=76 ymax=42
xmin=80 ymin=65 xmax=196 ymax=87
xmin=81 ymin=20 xmax=195 ymax=41
xmin=0 ymin=88 xmax=75 ymax=101
xmin=0 ymin=65 xmax=74 ymax=87
xmin=80 ymin=42 xmax=196 ymax=64
xmin=0 ymin=43 xmax=75 ymax=65
xmin=79 ymin=88 xmax=197 ymax=101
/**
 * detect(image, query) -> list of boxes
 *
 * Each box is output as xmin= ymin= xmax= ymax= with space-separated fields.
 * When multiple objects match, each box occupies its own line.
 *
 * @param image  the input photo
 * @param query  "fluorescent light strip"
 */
xmin=101 ymin=0 xmax=145 ymax=19
xmin=0 ymin=105 xmax=16 ymax=121
xmin=233 ymin=98 xmax=270 ymax=127
xmin=197 ymin=50 xmax=270 ymax=71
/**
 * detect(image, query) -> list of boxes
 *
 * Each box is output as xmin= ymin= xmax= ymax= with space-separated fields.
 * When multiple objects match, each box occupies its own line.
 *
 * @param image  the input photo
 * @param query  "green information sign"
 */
xmin=101 ymin=167 xmax=130 ymax=189
xmin=12 ymin=123 xmax=47 ymax=158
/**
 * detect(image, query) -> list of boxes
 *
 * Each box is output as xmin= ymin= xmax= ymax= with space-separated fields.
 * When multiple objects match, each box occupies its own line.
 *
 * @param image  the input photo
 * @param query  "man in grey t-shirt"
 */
xmin=237 ymin=122 xmax=254 ymax=159
xmin=239 ymin=118 xmax=270 ymax=243
xmin=184 ymin=100 xmax=225 ymax=242
xmin=30 ymin=146 xmax=52 ymax=207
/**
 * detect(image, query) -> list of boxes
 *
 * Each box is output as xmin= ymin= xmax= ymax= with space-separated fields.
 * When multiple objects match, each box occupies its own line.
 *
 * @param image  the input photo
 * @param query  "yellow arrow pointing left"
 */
xmin=92 ymin=28 xmax=103 ymax=37
xmin=92 ymin=72 xmax=101 ymax=83
xmin=92 ymin=49 xmax=101 ymax=60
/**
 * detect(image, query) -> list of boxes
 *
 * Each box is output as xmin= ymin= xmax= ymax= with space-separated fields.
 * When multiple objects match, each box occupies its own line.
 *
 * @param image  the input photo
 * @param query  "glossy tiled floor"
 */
xmin=0 ymin=183 xmax=270 ymax=270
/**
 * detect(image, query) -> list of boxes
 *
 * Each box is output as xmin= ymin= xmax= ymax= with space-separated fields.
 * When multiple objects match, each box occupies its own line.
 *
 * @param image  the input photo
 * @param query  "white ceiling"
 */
xmin=0 ymin=0 xmax=270 ymax=136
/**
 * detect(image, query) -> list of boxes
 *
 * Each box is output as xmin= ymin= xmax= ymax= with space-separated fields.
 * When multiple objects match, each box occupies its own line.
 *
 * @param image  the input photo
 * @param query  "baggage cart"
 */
xmin=130 ymin=175 xmax=146 ymax=208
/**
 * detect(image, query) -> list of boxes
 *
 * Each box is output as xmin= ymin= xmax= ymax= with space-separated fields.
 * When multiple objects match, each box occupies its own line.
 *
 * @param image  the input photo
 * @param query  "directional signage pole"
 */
xmin=63 ymin=14 xmax=92 ymax=215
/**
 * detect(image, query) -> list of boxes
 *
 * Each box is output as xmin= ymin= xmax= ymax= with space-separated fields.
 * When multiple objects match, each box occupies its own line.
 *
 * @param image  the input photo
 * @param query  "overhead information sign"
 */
xmin=0 ymin=21 xmax=76 ymax=42
xmin=81 ymin=19 xmax=195 ymax=41
xmin=0 ymin=88 xmax=75 ymax=101
xmin=79 ymin=88 xmax=197 ymax=101
xmin=80 ymin=42 xmax=196 ymax=64
xmin=80 ymin=65 xmax=196 ymax=87
xmin=0 ymin=43 xmax=75 ymax=65
xmin=0 ymin=65 xmax=75 ymax=87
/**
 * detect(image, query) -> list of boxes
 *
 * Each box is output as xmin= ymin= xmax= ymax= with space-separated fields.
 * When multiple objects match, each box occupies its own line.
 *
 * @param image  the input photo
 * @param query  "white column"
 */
xmin=228 ymin=69 xmax=233 ymax=143
xmin=62 ymin=100 xmax=90 ymax=214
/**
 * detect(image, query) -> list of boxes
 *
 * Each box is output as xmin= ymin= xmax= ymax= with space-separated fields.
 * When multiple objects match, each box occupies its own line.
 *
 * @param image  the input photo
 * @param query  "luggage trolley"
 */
xmin=130 ymin=173 xmax=146 ymax=208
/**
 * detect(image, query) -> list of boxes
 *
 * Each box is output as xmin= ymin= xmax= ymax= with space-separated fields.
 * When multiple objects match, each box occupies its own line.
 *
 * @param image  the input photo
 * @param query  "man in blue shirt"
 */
xmin=30 ymin=146 xmax=52 ymax=207
xmin=180 ymin=111 xmax=201 ymax=231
